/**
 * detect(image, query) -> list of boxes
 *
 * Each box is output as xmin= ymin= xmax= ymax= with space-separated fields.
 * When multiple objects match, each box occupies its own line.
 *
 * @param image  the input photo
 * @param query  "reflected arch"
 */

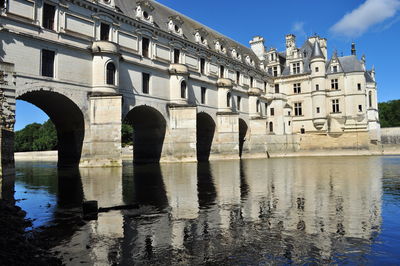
xmin=125 ymin=105 xmax=166 ymax=164
xmin=196 ymin=112 xmax=216 ymax=162
xmin=17 ymin=90 xmax=85 ymax=167
xmin=239 ymin=118 xmax=248 ymax=158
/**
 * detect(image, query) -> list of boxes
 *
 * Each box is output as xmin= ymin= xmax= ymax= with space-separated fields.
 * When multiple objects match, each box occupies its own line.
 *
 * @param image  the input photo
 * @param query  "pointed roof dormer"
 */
xmin=311 ymin=40 xmax=325 ymax=60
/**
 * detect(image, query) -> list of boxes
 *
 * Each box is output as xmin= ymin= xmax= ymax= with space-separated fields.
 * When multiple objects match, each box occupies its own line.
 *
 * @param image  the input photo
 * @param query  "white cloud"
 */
xmin=330 ymin=0 xmax=400 ymax=37
xmin=292 ymin=21 xmax=306 ymax=37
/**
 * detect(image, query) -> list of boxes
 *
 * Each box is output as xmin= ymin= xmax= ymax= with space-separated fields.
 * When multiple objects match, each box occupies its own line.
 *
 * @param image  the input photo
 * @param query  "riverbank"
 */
xmin=0 ymin=199 xmax=62 ymax=265
xmin=14 ymin=145 xmax=400 ymax=162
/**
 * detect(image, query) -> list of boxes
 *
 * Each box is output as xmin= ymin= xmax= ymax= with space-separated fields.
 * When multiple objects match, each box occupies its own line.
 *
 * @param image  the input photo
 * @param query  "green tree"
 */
xmin=121 ymin=122 xmax=133 ymax=147
xmin=15 ymin=120 xmax=57 ymax=152
xmin=379 ymin=100 xmax=400 ymax=128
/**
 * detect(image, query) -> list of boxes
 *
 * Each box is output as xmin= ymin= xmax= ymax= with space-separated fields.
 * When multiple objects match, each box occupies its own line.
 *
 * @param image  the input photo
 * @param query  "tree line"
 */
xmin=378 ymin=100 xmax=400 ymax=128
xmin=15 ymin=119 xmax=134 ymax=152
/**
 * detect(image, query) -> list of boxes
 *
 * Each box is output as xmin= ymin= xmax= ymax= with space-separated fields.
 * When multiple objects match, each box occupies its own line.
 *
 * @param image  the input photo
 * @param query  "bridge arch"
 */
xmin=196 ymin=112 xmax=216 ymax=162
xmin=16 ymin=89 xmax=85 ymax=167
xmin=239 ymin=118 xmax=248 ymax=158
xmin=124 ymin=105 xmax=167 ymax=164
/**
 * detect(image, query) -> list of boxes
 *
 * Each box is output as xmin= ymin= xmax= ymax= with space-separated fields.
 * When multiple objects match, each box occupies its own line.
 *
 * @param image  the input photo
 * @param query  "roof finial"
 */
xmin=351 ymin=42 xmax=356 ymax=56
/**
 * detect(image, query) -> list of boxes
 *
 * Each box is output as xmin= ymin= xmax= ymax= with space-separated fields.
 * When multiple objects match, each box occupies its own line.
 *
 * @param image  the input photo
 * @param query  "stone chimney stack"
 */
xmin=285 ymin=34 xmax=296 ymax=58
xmin=249 ymin=36 xmax=266 ymax=61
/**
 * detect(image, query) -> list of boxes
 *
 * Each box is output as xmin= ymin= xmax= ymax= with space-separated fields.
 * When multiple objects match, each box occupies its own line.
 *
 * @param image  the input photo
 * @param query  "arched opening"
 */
xmin=239 ymin=119 xmax=248 ymax=158
xmin=269 ymin=121 xmax=274 ymax=133
xmin=17 ymin=90 xmax=85 ymax=167
xmin=106 ymin=62 xmax=116 ymax=85
xmin=181 ymin=80 xmax=187 ymax=99
xmin=227 ymin=92 xmax=231 ymax=108
xmin=125 ymin=106 xmax=166 ymax=164
xmin=196 ymin=112 xmax=215 ymax=162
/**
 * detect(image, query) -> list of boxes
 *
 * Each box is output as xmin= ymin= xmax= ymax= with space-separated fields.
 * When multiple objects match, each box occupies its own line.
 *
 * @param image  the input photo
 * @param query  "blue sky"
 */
xmin=15 ymin=0 xmax=400 ymax=130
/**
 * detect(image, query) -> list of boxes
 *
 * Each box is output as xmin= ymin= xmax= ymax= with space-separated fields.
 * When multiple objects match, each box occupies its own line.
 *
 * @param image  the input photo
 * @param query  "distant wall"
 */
xmin=381 ymin=127 xmax=400 ymax=144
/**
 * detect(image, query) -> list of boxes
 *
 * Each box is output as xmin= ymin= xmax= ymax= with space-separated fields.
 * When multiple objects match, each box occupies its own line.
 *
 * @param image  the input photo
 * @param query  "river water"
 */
xmin=13 ymin=156 xmax=400 ymax=265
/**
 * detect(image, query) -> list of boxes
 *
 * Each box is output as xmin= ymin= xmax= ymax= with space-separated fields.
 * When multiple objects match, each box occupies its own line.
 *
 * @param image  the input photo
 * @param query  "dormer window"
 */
xmin=136 ymin=1 xmax=154 ymax=23
xmin=215 ymin=41 xmax=226 ymax=54
xmin=292 ymin=62 xmax=301 ymax=74
xmin=168 ymin=16 xmax=183 ymax=36
xmin=194 ymin=28 xmax=208 ymax=46
xmin=333 ymin=65 xmax=338 ymax=73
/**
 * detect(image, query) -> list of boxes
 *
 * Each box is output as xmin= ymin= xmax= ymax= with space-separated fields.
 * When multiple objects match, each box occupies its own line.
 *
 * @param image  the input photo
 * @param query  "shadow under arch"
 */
xmin=17 ymin=90 xmax=85 ymax=167
xmin=196 ymin=112 xmax=216 ymax=162
xmin=125 ymin=105 xmax=166 ymax=164
xmin=239 ymin=118 xmax=248 ymax=158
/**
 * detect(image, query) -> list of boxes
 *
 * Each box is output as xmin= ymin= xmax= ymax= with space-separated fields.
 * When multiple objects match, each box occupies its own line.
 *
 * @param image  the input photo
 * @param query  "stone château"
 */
xmin=0 ymin=0 xmax=380 ymax=168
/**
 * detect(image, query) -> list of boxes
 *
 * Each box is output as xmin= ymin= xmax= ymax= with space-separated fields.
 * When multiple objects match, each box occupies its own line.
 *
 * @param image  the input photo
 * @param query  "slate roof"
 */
xmin=326 ymin=55 xmax=365 ymax=74
xmin=114 ymin=0 xmax=261 ymax=68
xmin=310 ymin=40 xmax=325 ymax=59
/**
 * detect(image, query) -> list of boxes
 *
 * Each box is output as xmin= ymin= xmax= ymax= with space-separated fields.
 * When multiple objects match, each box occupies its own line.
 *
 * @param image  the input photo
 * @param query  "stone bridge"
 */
xmin=0 ymin=60 xmax=271 ymax=171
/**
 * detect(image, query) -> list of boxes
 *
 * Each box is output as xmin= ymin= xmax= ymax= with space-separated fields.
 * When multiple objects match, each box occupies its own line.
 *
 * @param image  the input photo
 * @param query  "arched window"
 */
xmin=181 ymin=80 xmax=187 ymax=98
xmin=256 ymin=100 xmax=260 ymax=113
xmin=269 ymin=122 xmax=273 ymax=133
xmin=369 ymin=91 xmax=373 ymax=108
xmin=227 ymin=92 xmax=231 ymax=107
xmin=106 ymin=62 xmax=116 ymax=85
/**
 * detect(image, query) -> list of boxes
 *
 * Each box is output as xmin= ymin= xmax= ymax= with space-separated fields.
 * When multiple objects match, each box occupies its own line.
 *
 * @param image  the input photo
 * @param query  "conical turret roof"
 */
xmin=311 ymin=40 xmax=325 ymax=60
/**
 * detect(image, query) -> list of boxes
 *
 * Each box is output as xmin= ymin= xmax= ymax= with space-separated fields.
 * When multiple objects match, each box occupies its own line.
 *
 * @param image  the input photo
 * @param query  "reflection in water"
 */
xmin=13 ymin=157 xmax=395 ymax=264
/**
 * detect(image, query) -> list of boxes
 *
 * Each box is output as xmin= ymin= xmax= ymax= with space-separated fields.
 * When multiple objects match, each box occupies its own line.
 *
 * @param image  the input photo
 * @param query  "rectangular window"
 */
xmin=273 ymin=66 xmax=278 ymax=77
xmin=236 ymin=71 xmax=240 ymax=84
xmin=142 ymin=73 xmax=150 ymax=94
xmin=316 ymin=84 xmax=320 ymax=91
xmin=100 ymin=23 xmax=110 ymax=41
xmin=293 ymin=83 xmax=301 ymax=94
xmin=316 ymin=107 xmax=320 ymax=113
xmin=200 ymin=58 xmax=205 ymax=74
xmin=333 ymin=65 xmax=338 ymax=73
xmin=250 ymin=77 xmax=254 ymax=87
xmin=220 ymin=65 xmax=224 ymax=78
xmin=315 ymin=67 xmax=319 ymax=72
xmin=265 ymin=103 xmax=268 ymax=113
xmin=43 ymin=3 xmax=56 ymax=30
xmin=174 ymin=49 xmax=180 ymax=64
xmin=358 ymin=105 xmax=363 ymax=112
xmin=294 ymin=102 xmax=303 ymax=116
xmin=237 ymin=96 xmax=241 ymax=111
xmin=41 ymin=49 xmax=55 ymax=77
xmin=201 ymin=87 xmax=206 ymax=104
xmin=357 ymin=83 xmax=361 ymax=90
xmin=332 ymin=99 xmax=340 ymax=113
xmin=274 ymin=84 xmax=279 ymax=93
xmin=270 ymin=108 xmax=275 ymax=116
xmin=142 ymin=37 xmax=149 ymax=58
xmin=331 ymin=79 xmax=339 ymax=90
xmin=264 ymin=81 xmax=267 ymax=91
xmin=292 ymin=62 xmax=301 ymax=74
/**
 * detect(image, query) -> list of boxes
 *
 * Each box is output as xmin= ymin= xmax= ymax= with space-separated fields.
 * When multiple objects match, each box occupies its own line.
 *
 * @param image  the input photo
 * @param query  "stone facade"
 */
xmin=0 ymin=0 xmax=381 ymax=167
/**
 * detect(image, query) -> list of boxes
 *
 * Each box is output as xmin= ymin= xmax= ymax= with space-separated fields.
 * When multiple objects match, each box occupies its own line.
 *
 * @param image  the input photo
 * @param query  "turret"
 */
xmin=310 ymin=40 xmax=327 ymax=130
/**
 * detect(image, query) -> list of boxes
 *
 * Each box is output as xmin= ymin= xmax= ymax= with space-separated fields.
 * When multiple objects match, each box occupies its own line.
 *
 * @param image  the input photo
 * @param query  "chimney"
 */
xmin=249 ymin=36 xmax=266 ymax=61
xmin=351 ymin=42 xmax=356 ymax=56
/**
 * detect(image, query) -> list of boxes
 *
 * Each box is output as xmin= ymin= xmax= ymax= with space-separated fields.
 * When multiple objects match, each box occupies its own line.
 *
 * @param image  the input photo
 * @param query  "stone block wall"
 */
xmin=381 ymin=127 xmax=400 ymax=144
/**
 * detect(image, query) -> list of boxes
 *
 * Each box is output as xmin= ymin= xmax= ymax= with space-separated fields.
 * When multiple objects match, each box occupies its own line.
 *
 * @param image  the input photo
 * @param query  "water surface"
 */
xmin=13 ymin=156 xmax=400 ymax=264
